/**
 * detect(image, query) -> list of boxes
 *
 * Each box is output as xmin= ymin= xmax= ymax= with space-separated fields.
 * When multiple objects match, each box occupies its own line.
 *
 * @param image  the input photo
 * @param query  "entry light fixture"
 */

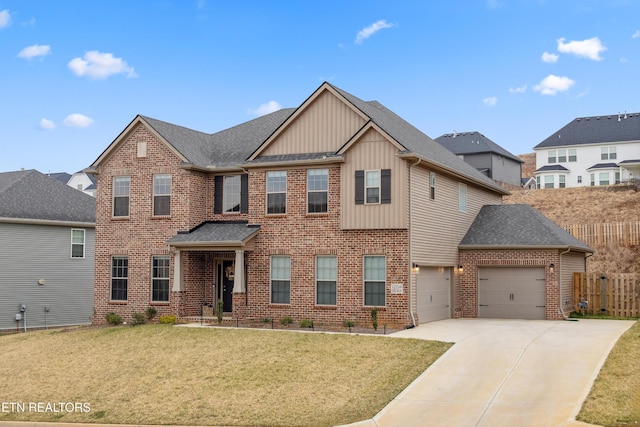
xmin=549 ymin=263 xmax=555 ymax=274
xmin=458 ymin=265 xmax=464 ymax=274
xmin=411 ymin=263 xmax=420 ymax=273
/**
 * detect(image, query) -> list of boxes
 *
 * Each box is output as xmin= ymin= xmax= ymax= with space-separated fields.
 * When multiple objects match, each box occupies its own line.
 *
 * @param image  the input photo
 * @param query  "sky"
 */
xmin=1 ymin=0 xmax=639 ymax=174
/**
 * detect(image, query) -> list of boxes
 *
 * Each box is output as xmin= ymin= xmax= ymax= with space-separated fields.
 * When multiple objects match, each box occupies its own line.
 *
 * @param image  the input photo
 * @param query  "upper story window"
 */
xmin=557 ymin=149 xmax=567 ymax=163
xmin=266 ymin=171 xmax=287 ymax=214
xmin=568 ymin=148 xmax=577 ymax=162
xmin=214 ymin=175 xmax=248 ymax=214
xmin=601 ymin=146 xmax=617 ymax=160
xmin=71 ymin=229 xmax=85 ymax=258
xmin=355 ymin=169 xmax=391 ymax=205
xmin=223 ymin=175 xmax=241 ymax=213
xmin=153 ymin=174 xmax=171 ymax=216
xmin=430 ymin=172 xmax=436 ymax=200
xmin=365 ymin=170 xmax=380 ymax=204
xmin=113 ymin=176 xmax=130 ymax=217
xmin=364 ymin=255 xmax=386 ymax=307
xmin=307 ymin=169 xmax=328 ymax=213
xmin=111 ymin=256 xmax=128 ymax=301
xmin=458 ymin=183 xmax=467 ymax=212
xmin=547 ymin=150 xmax=556 ymax=164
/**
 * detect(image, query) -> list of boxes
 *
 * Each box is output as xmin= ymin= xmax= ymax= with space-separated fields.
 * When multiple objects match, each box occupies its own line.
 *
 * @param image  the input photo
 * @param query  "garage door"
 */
xmin=417 ymin=267 xmax=451 ymax=323
xmin=478 ymin=267 xmax=546 ymax=320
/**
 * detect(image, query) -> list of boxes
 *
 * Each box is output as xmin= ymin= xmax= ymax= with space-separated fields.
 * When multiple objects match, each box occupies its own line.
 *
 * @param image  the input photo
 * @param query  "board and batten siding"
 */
xmin=341 ymin=129 xmax=408 ymax=229
xmin=0 ymin=223 xmax=95 ymax=330
xmin=561 ymin=251 xmax=586 ymax=314
xmin=260 ymin=90 xmax=367 ymax=156
xmin=410 ymin=166 xmax=502 ymax=265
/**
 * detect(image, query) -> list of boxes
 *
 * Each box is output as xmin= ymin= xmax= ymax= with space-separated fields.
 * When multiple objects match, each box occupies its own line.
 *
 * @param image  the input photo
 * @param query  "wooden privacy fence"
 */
xmin=573 ymin=272 xmax=640 ymax=317
xmin=564 ymin=221 xmax=640 ymax=246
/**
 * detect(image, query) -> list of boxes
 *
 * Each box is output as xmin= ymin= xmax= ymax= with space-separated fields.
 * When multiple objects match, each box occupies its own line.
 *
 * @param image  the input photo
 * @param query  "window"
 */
xmin=557 ymin=149 xmax=567 ymax=163
xmin=615 ymin=172 xmax=620 ymax=184
xmin=111 ymin=256 xmax=128 ymax=301
xmin=544 ymin=175 xmax=554 ymax=189
xmin=71 ymin=229 xmax=85 ymax=258
xmin=365 ymin=170 xmax=380 ymax=204
xmin=548 ymin=150 xmax=556 ymax=164
xmin=223 ymin=175 xmax=241 ymax=213
xmin=430 ymin=172 xmax=436 ymax=200
xmin=601 ymin=146 xmax=617 ymax=160
xmin=590 ymin=173 xmax=595 ymax=186
xmin=599 ymin=172 xmax=610 ymax=186
xmin=113 ymin=176 xmax=130 ymax=217
xmin=152 ymin=256 xmax=170 ymax=302
xmin=559 ymin=175 xmax=566 ymax=188
xmin=77 ymin=184 xmax=83 ymax=191
xmin=536 ymin=176 xmax=541 ymax=189
xmin=153 ymin=174 xmax=171 ymax=216
xmin=568 ymin=149 xmax=577 ymax=162
xmin=577 ymin=175 xmax=582 ymax=184
xmin=364 ymin=256 xmax=385 ymax=306
xmin=270 ymin=256 xmax=290 ymax=304
xmin=458 ymin=183 xmax=467 ymax=212
xmin=266 ymin=171 xmax=287 ymax=214
xmin=316 ymin=256 xmax=337 ymax=305
xmin=307 ymin=169 xmax=328 ymax=213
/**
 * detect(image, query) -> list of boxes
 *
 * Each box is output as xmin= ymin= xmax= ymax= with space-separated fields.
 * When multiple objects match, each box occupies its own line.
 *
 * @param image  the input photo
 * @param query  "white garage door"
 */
xmin=417 ymin=267 xmax=451 ymax=323
xmin=478 ymin=267 xmax=546 ymax=320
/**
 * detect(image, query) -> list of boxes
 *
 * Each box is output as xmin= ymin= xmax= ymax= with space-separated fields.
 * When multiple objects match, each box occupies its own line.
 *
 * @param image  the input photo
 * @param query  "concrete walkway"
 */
xmin=341 ymin=318 xmax=634 ymax=427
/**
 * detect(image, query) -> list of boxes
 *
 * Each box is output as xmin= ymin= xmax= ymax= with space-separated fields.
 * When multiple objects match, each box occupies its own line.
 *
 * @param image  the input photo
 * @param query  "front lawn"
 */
xmin=0 ymin=325 xmax=451 ymax=427
xmin=578 ymin=320 xmax=640 ymax=426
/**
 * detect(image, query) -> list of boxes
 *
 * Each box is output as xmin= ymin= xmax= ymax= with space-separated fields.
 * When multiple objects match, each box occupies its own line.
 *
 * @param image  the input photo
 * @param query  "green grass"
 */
xmin=570 ymin=312 xmax=640 ymax=321
xmin=578 ymin=320 xmax=640 ymax=426
xmin=0 ymin=325 xmax=451 ymax=427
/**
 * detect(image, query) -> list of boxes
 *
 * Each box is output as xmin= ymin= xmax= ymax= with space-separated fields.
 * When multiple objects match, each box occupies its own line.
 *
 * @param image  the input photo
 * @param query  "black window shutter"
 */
xmin=381 ymin=169 xmax=391 ymax=204
xmin=355 ymin=170 xmax=364 ymax=205
xmin=214 ymin=176 xmax=223 ymax=214
xmin=240 ymin=174 xmax=249 ymax=213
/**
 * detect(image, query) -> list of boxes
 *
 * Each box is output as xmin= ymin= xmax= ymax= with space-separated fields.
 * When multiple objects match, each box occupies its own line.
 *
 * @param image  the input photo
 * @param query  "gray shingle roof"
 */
xmin=587 ymin=163 xmax=618 ymax=170
xmin=535 ymin=164 xmax=569 ymax=172
xmin=460 ymin=204 xmax=592 ymax=252
xmin=0 ymin=170 xmax=96 ymax=223
xmin=47 ymin=172 xmax=72 ymax=184
xmin=435 ymin=132 xmax=523 ymax=163
xmin=168 ymin=222 xmax=260 ymax=245
xmin=535 ymin=112 xmax=640 ymax=149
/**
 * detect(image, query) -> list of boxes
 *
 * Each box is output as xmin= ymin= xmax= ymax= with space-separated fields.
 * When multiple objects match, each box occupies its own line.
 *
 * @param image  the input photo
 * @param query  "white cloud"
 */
xmin=509 ymin=85 xmax=527 ymax=94
xmin=557 ymin=37 xmax=606 ymax=61
xmin=541 ymin=52 xmax=559 ymax=63
xmin=483 ymin=97 xmax=497 ymax=107
xmin=355 ymin=20 xmax=394 ymax=44
xmin=633 ymin=30 xmax=640 ymax=39
xmin=68 ymin=51 xmax=137 ymax=79
xmin=0 ymin=9 xmax=10 ymax=27
xmin=63 ymin=114 xmax=94 ymax=128
xmin=18 ymin=44 xmax=51 ymax=59
xmin=533 ymin=74 xmax=575 ymax=95
xmin=249 ymin=101 xmax=281 ymax=117
xmin=39 ymin=118 xmax=56 ymax=130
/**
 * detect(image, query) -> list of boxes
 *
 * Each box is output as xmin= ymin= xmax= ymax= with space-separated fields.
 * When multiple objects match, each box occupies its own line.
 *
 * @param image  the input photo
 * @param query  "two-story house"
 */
xmin=87 ymin=83 xmax=591 ymax=327
xmin=533 ymin=112 xmax=640 ymax=188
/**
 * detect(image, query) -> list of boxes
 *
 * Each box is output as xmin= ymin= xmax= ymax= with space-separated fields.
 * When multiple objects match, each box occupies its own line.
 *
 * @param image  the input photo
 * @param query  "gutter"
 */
xmin=0 ymin=217 xmax=96 ymax=228
xmin=407 ymin=157 xmax=421 ymax=328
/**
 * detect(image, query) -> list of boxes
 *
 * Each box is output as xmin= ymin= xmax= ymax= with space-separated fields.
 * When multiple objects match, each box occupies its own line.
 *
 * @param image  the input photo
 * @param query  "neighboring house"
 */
xmin=0 ymin=169 xmax=96 ymax=331
xmin=67 ymin=171 xmax=97 ymax=197
xmin=521 ymin=177 xmax=537 ymax=190
xmin=86 ymin=82 xmax=591 ymax=327
xmin=533 ymin=112 xmax=640 ymax=188
xmin=48 ymin=172 xmax=72 ymax=185
xmin=435 ymin=131 xmax=524 ymax=189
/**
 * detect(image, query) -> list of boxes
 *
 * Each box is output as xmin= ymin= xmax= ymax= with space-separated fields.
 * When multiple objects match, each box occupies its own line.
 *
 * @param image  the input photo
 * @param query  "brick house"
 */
xmin=87 ymin=82 xmax=592 ymax=327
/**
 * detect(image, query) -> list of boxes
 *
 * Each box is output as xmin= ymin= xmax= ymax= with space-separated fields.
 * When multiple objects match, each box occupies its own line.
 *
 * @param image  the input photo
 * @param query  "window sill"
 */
xmin=306 ymin=212 xmax=329 ymax=217
xmin=151 ymin=215 xmax=171 ymax=220
xmin=269 ymin=303 xmax=291 ymax=308
xmin=150 ymin=301 xmax=170 ymax=306
xmin=108 ymin=300 xmax=128 ymax=305
xmin=362 ymin=306 xmax=386 ymax=311
xmin=111 ymin=216 xmax=130 ymax=221
xmin=315 ymin=305 xmax=337 ymax=310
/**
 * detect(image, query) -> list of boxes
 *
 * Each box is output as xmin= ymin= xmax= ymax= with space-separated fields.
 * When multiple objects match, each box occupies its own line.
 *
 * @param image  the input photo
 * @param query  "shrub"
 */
xmin=105 ymin=312 xmax=123 ymax=326
xmin=299 ymin=319 xmax=313 ymax=328
xmin=342 ymin=319 xmax=355 ymax=329
xmin=262 ymin=317 xmax=271 ymax=323
xmin=145 ymin=307 xmax=157 ymax=321
xmin=216 ymin=299 xmax=224 ymax=324
xmin=279 ymin=316 xmax=294 ymax=327
xmin=159 ymin=315 xmax=177 ymax=325
xmin=131 ymin=312 xmax=146 ymax=326
xmin=371 ymin=308 xmax=379 ymax=331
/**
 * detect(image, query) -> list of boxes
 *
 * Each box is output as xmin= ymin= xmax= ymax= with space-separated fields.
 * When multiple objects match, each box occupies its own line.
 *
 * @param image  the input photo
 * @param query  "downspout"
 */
xmin=407 ymin=157 xmax=422 ymax=328
xmin=558 ymin=247 xmax=578 ymax=321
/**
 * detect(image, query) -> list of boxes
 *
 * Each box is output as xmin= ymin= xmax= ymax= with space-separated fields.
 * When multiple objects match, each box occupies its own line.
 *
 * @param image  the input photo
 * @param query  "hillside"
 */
xmin=504 ymin=186 xmax=640 ymax=273
xmin=518 ymin=152 xmax=536 ymax=178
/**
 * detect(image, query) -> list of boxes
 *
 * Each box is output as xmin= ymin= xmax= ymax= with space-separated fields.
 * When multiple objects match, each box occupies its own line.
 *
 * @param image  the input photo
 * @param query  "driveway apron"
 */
xmin=343 ymin=318 xmax=634 ymax=427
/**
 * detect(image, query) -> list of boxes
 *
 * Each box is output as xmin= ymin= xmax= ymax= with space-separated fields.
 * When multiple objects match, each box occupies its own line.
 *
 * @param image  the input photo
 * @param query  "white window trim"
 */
xmin=363 ymin=255 xmax=386 ymax=307
xmin=70 ymin=229 xmax=85 ymax=259
xmin=307 ymin=169 xmax=329 ymax=214
xmin=266 ymin=171 xmax=287 ymax=214
xmin=458 ymin=183 xmax=467 ymax=212
xmin=429 ymin=172 xmax=436 ymax=200
xmin=112 ymin=176 xmax=130 ymax=218
xmin=153 ymin=174 xmax=172 ymax=217
xmin=316 ymin=255 xmax=337 ymax=306
xmin=270 ymin=255 xmax=291 ymax=304
xmin=223 ymin=175 xmax=241 ymax=214
xmin=151 ymin=255 xmax=170 ymax=302
xmin=364 ymin=170 xmax=381 ymax=205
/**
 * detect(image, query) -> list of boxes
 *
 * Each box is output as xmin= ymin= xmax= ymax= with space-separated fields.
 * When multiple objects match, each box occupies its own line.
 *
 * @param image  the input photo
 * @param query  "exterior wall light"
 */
xmin=411 ymin=263 xmax=420 ymax=273
xmin=458 ymin=265 xmax=464 ymax=274
xmin=549 ymin=263 xmax=555 ymax=274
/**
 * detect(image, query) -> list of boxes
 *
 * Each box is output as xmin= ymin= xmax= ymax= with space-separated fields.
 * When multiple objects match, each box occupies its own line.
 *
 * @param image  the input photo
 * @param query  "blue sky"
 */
xmin=1 ymin=0 xmax=639 ymax=174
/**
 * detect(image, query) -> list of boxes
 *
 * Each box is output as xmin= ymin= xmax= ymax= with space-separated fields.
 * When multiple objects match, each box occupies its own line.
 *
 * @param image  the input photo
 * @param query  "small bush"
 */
xmin=145 ymin=307 xmax=157 ymax=321
xmin=131 ymin=312 xmax=146 ymax=326
xmin=299 ymin=319 xmax=313 ymax=328
xmin=279 ymin=316 xmax=294 ymax=327
xmin=342 ymin=319 xmax=355 ymax=328
xmin=105 ymin=312 xmax=123 ymax=326
xmin=216 ymin=300 xmax=224 ymax=324
xmin=262 ymin=318 xmax=272 ymax=323
xmin=159 ymin=315 xmax=177 ymax=325
xmin=371 ymin=308 xmax=379 ymax=331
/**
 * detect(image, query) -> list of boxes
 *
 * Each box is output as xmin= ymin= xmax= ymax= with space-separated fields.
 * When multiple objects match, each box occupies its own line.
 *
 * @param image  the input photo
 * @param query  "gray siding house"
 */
xmin=0 ymin=170 xmax=96 ymax=331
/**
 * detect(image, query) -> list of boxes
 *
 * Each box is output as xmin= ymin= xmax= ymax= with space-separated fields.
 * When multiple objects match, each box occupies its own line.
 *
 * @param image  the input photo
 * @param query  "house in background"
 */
xmin=47 ymin=171 xmax=97 ymax=197
xmin=435 ymin=131 xmax=523 ymax=189
xmin=533 ymin=112 xmax=640 ymax=188
xmin=0 ymin=170 xmax=96 ymax=331
xmin=86 ymin=82 xmax=590 ymax=327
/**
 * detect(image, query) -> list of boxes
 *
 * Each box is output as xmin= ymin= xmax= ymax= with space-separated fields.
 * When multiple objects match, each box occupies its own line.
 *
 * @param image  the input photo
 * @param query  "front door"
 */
xmin=221 ymin=260 xmax=235 ymax=312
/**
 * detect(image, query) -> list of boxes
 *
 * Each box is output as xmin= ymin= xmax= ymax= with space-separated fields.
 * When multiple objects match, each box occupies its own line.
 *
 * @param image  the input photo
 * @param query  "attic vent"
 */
xmin=137 ymin=141 xmax=147 ymax=158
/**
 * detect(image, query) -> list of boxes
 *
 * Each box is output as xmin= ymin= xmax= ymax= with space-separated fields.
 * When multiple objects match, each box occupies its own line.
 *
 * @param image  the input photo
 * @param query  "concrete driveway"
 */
xmin=343 ymin=318 xmax=634 ymax=427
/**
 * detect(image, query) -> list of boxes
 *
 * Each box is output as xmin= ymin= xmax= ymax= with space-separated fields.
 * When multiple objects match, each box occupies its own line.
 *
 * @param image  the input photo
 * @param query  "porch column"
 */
xmin=172 ymin=249 xmax=183 ymax=292
xmin=233 ymin=249 xmax=245 ymax=293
